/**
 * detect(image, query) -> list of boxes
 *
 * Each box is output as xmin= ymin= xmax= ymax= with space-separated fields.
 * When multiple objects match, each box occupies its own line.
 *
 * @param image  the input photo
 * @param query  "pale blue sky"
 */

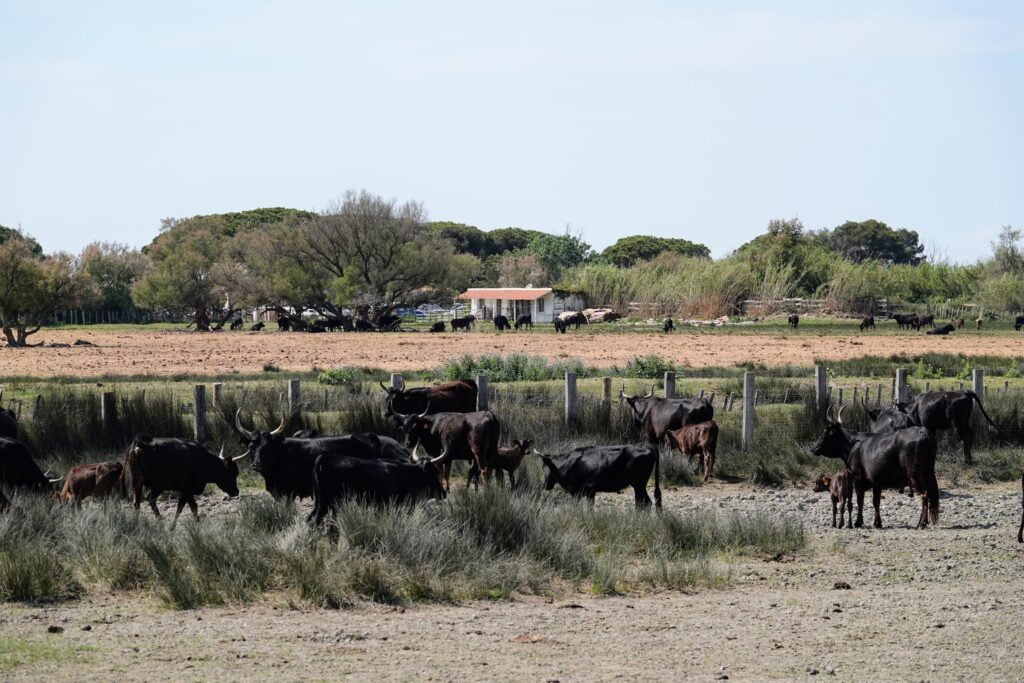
xmin=2 ymin=1 xmax=1021 ymax=260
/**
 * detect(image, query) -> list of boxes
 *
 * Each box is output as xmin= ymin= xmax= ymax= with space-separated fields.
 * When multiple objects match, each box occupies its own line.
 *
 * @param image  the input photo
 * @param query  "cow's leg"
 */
xmin=508 ymin=469 xmax=516 ymax=489
xmin=187 ymin=496 xmax=199 ymax=518
xmin=837 ymin=498 xmax=845 ymax=529
xmin=831 ymin=499 xmax=837 ymax=528
xmin=872 ymin=487 xmax=883 ymax=528
xmin=171 ymin=494 xmax=189 ymax=527
xmin=956 ymin=422 xmax=974 ymax=465
xmin=634 ymin=483 xmax=651 ymax=508
xmin=845 ymin=496 xmax=853 ymax=530
xmin=854 ymin=487 xmax=865 ymax=528
xmin=917 ymin=493 xmax=929 ymax=529
xmin=704 ymin=447 xmax=714 ymax=481
xmin=132 ymin=483 xmax=144 ymax=512
xmin=147 ymin=490 xmax=161 ymax=518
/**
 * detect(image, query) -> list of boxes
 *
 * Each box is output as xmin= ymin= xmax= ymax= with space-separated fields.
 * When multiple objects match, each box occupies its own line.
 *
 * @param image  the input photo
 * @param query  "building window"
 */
xmin=537 ymin=297 xmax=545 ymax=313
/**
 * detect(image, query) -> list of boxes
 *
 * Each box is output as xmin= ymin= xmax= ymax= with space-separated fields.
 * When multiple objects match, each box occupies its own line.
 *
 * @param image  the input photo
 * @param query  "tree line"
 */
xmin=0 ymin=191 xmax=1020 ymax=345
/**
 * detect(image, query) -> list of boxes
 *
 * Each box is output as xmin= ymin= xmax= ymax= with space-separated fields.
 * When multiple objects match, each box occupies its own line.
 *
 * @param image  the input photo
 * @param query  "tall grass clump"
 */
xmin=441 ymin=354 xmax=591 ymax=382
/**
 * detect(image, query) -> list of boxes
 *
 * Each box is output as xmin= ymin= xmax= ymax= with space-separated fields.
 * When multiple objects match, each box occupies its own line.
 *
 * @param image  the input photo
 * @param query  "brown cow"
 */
xmin=976 ymin=318 xmax=983 ymax=330
xmin=954 ymin=318 xmax=965 ymax=330
xmin=665 ymin=420 xmax=719 ymax=481
xmin=814 ymin=469 xmax=854 ymax=529
xmin=492 ymin=439 xmax=532 ymax=487
xmin=59 ymin=461 xmax=125 ymax=503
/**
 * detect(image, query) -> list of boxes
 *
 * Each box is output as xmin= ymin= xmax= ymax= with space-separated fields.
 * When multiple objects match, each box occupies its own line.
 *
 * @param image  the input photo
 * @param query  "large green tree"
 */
xmin=78 ymin=242 xmax=148 ymax=312
xmin=0 ymin=231 xmax=83 ymax=346
xmin=600 ymin=235 xmax=710 ymax=266
xmin=525 ymin=232 xmax=594 ymax=281
xmin=815 ymin=219 xmax=925 ymax=265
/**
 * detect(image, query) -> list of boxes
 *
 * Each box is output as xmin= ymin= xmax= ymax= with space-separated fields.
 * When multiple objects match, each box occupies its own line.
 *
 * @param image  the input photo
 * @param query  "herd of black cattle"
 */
xmin=2 ymin=374 xmax=1021 ymax=540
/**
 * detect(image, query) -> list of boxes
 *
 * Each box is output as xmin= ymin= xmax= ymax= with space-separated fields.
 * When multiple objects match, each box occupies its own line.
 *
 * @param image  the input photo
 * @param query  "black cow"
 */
xmin=787 ymin=314 xmax=799 ymax=329
xmin=663 ymin=318 xmax=675 ymax=333
xmin=493 ymin=315 xmax=511 ymax=331
xmin=451 ymin=315 xmax=476 ymax=332
xmin=811 ymin=407 xmax=938 ymax=529
xmin=535 ymin=444 xmax=661 ymax=508
xmin=558 ymin=312 xmax=588 ymax=330
xmin=0 ymin=408 xmax=17 ymax=440
xmin=251 ymin=321 xmax=265 ymax=332
xmin=926 ymin=323 xmax=955 ymax=335
xmin=234 ymin=411 xmax=410 ymax=500
xmin=0 ymin=437 xmax=59 ymax=491
xmin=918 ymin=314 xmax=935 ymax=329
xmin=307 ymin=323 xmax=326 ymax=333
xmin=124 ymin=436 xmax=241 ymax=524
xmin=277 ymin=317 xmax=291 ymax=331
xmin=381 ymin=377 xmax=478 ymax=422
xmin=1016 ymin=315 xmax=1024 ymax=332
xmin=859 ymin=316 xmax=875 ymax=332
xmin=322 ymin=317 xmax=344 ymax=332
xmin=895 ymin=390 xmax=997 ymax=464
xmin=620 ymin=385 xmax=714 ymax=444
xmin=514 ymin=315 xmax=533 ymax=331
xmin=429 ymin=321 xmax=446 ymax=333
xmin=376 ymin=314 xmax=401 ymax=331
xmin=308 ymin=456 xmax=444 ymax=524
xmin=355 ymin=319 xmax=375 ymax=332
xmin=397 ymin=405 xmax=500 ymax=491
xmin=890 ymin=313 xmax=919 ymax=330
xmin=553 ymin=319 xmax=567 ymax=334
xmin=862 ymin=399 xmax=915 ymax=433
xmin=230 ymin=318 xmax=243 ymax=331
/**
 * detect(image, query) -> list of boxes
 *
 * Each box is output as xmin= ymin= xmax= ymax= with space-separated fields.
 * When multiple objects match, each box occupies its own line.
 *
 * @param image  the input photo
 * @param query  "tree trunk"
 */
xmin=2 ymin=324 xmax=40 ymax=347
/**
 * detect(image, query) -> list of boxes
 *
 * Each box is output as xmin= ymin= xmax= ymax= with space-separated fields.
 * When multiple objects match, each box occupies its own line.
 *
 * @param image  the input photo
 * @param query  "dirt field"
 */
xmin=3 ymin=482 xmax=1022 ymax=681
xmin=3 ymin=329 xmax=1023 ymax=378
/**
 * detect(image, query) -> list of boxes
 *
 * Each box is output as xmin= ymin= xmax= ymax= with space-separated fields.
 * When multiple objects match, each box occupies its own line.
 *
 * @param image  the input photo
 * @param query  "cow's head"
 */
xmin=812 ymin=473 xmax=832 ymax=492
xmin=233 ymin=409 xmax=287 ymax=474
xmin=396 ymin=402 xmax=435 ymax=450
xmin=810 ymin=406 xmax=850 ymax=459
xmin=532 ymin=449 xmax=560 ymax=491
xmin=417 ymin=461 xmax=447 ymax=500
xmin=619 ymin=384 xmax=657 ymax=427
xmin=214 ymin=445 xmax=241 ymax=498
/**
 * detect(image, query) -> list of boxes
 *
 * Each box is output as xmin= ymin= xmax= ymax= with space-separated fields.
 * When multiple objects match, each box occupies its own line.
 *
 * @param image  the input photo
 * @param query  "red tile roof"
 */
xmin=456 ymin=287 xmax=552 ymax=301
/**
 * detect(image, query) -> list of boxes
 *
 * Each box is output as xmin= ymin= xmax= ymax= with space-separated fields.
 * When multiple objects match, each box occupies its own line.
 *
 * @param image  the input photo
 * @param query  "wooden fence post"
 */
xmin=288 ymin=379 xmax=301 ymax=415
xmin=815 ymin=365 xmax=828 ymax=414
xmin=852 ymin=386 xmax=858 ymax=406
xmin=601 ymin=377 xmax=612 ymax=406
xmin=837 ymin=387 xmax=844 ymax=406
xmin=212 ymin=383 xmax=223 ymax=408
xmin=972 ymin=368 xmax=984 ymax=402
xmin=663 ymin=371 xmax=675 ymax=399
xmin=896 ymin=368 xmax=908 ymax=403
xmin=101 ymin=391 xmax=116 ymax=432
xmin=390 ymin=373 xmax=403 ymax=390
xmin=564 ymin=372 xmax=577 ymax=424
xmin=476 ymin=375 xmax=489 ymax=411
xmin=193 ymin=385 xmax=207 ymax=444
xmin=742 ymin=371 xmax=755 ymax=449
xmin=875 ymin=383 xmax=882 ymax=407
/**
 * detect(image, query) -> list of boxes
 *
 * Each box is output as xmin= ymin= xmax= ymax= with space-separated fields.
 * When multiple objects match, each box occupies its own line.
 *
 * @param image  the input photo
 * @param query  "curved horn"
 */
xmin=418 ymin=401 xmax=431 ymax=419
xmin=410 ymin=444 xmax=420 ymax=462
xmin=48 ymin=476 xmax=64 ymax=484
xmin=268 ymin=415 xmax=287 ymax=436
xmin=619 ymin=385 xmax=633 ymax=402
xmin=533 ymin=449 xmax=545 ymax=456
xmin=379 ymin=380 xmax=389 ymax=392
xmin=837 ymin=405 xmax=847 ymax=424
xmin=234 ymin=408 xmax=255 ymax=440
xmin=645 ymin=384 xmax=655 ymax=399
xmin=233 ymin=450 xmax=250 ymax=462
xmin=399 ymin=377 xmax=406 ymax=392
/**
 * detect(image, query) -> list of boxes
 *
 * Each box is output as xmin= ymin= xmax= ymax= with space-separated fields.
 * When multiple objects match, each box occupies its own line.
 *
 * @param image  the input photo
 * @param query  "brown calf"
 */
xmin=59 ymin=461 xmax=124 ymax=503
xmin=665 ymin=420 xmax=719 ymax=481
xmin=976 ymin=318 xmax=983 ymax=330
xmin=814 ymin=469 xmax=854 ymax=528
xmin=954 ymin=318 xmax=965 ymax=330
xmin=492 ymin=439 xmax=532 ymax=488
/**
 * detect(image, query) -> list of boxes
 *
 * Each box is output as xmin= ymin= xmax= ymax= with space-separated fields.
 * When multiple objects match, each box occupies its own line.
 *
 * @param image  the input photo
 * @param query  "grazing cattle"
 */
xmin=787 ymin=314 xmax=799 ymax=329
xmin=397 ymin=406 xmax=500 ymax=491
xmin=663 ymin=318 xmax=675 ymax=333
xmin=862 ymin=399 xmax=914 ymax=433
xmin=976 ymin=318 xmax=983 ymax=330
xmin=514 ymin=314 xmax=533 ymax=331
xmin=234 ymin=412 xmax=410 ymax=500
xmin=490 ymin=439 xmax=532 ymax=487
xmin=810 ymin=407 xmax=938 ymax=529
xmin=277 ymin=317 xmax=292 ymax=332
xmin=0 ymin=408 xmax=17 ymax=440
xmin=813 ymin=469 xmax=854 ymax=529
xmin=0 ymin=437 xmax=59 ymax=491
xmin=308 ymin=456 xmax=444 ymax=524
xmin=954 ymin=318 xmax=964 ymax=330
xmin=557 ymin=311 xmax=588 ymax=330
xmin=926 ymin=323 xmax=955 ymax=335
xmin=620 ymin=385 xmax=714 ymax=444
xmin=895 ymin=390 xmax=996 ymax=464
xmin=450 ymin=315 xmax=476 ymax=332
xmin=665 ymin=420 xmax=719 ymax=481
xmin=429 ymin=321 xmax=446 ymax=333
xmin=553 ymin=318 xmax=567 ymax=334
xmin=229 ymin=318 xmax=243 ymax=331
xmin=917 ymin=314 xmax=935 ymax=329
xmin=322 ymin=317 xmax=344 ymax=332
xmin=1016 ymin=316 xmax=1024 ymax=332
xmin=124 ymin=436 xmax=241 ymax=524
xmin=889 ymin=313 xmax=919 ymax=330
xmin=493 ymin=315 xmax=511 ymax=331
xmin=535 ymin=444 xmax=661 ymax=508
xmin=251 ymin=321 xmax=265 ymax=332
xmin=307 ymin=323 xmax=326 ymax=333
xmin=59 ymin=461 xmax=124 ymax=503
xmin=354 ymin=319 xmax=375 ymax=332
xmin=381 ymin=378 xmax=478 ymax=423
xmin=859 ymin=316 xmax=875 ymax=332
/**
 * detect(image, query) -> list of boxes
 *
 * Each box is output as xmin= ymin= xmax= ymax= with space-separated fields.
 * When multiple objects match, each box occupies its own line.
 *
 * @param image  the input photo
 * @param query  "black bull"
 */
xmin=900 ymin=391 xmax=995 ymax=464
xmin=234 ymin=411 xmax=410 ymax=500
xmin=0 ymin=408 xmax=17 ymax=440
xmin=1 ymin=437 xmax=60 ymax=491
xmin=309 ymin=456 xmax=444 ymax=524
xmin=811 ymin=410 xmax=938 ymax=529
xmin=381 ymin=378 xmax=478 ymax=421
xmin=536 ymin=444 xmax=661 ymax=508
xmin=620 ymin=386 xmax=714 ymax=443
xmin=398 ymin=408 xmax=500 ymax=490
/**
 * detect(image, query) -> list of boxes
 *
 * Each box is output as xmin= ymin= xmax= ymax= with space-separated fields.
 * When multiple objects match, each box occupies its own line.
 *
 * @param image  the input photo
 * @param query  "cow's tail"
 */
xmin=965 ymin=391 xmax=997 ymax=429
xmin=926 ymin=468 xmax=940 ymax=524
xmin=122 ymin=434 xmax=149 ymax=498
xmin=653 ymin=445 xmax=662 ymax=509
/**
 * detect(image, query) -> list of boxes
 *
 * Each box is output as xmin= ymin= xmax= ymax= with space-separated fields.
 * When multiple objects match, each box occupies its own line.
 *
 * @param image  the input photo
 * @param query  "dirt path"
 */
xmin=4 ymin=482 xmax=1023 ymax=681
xmin=3 ymin=328 xmax=1021 ymax=378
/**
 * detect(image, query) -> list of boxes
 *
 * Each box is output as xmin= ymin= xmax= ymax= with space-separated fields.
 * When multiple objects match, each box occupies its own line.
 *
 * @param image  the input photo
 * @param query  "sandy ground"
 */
xmin=4 ymin=482 xmax=1024 ymax=681
xmin=3 ymin=329 xmax=1023 ymax=378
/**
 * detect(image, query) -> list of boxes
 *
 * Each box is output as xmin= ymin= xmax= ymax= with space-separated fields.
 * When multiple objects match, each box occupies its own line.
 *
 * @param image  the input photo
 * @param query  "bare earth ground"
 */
xmin=3 ymin=482 xmax=1024 ymax=681
xmin=3 ymin=329 xmax=1024 ymax=377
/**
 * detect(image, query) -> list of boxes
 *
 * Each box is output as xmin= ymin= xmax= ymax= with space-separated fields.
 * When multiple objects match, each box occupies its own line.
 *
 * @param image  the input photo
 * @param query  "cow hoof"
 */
xmin=854 ymin=521 xmax=863 ymax=528
xmin=873 ymin=522 xmax=882 ymax=529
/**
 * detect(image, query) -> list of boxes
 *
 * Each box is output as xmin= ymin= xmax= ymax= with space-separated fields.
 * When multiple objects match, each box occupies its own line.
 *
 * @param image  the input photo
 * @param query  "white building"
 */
xmin=456 ymin=287 xmax=585 ymax=324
